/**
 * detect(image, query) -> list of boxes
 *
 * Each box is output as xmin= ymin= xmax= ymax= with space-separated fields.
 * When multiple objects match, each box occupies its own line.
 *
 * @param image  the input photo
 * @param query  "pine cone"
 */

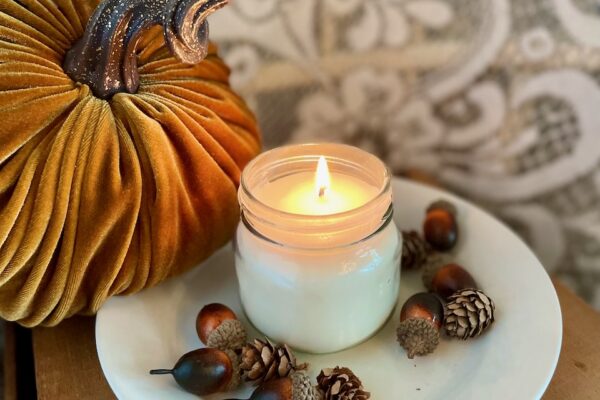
xmin=316 ymin=367 xmax=370 ymax=400
xmin=240 ymin=338 xmax=308 ymax=385
xmin=401 ymin=231 xmax=431 ymax=270
xmin=445 ymin=289 xmax=495 ymax=339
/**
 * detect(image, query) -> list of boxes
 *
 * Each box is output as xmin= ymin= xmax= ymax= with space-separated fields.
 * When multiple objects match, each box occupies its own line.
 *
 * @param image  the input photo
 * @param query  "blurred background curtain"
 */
xmin=210 ymin=0 xmax=600 ymax=307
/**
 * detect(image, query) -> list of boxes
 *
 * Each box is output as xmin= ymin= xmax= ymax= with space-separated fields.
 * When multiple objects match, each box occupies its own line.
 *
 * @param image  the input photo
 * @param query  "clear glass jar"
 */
xmin=235 ymin=143 xmax=401 ymax=354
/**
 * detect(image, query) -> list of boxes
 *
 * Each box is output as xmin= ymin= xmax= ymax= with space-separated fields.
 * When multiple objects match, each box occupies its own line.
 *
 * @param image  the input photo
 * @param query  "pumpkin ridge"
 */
xmin=144 ymin=83 xmax=258 ymax=130
xmin=144 ymin=90 xmax=260 ymax=165
xmin=103 ymin=115 xmax=147 ymax=296
xmin=0 ymin=87 xmax=88 ymax=243
xmin=0 ymin=9 xmax=71 ymax=55
xmin=0 ymin=130 xmax=57 ymax=271
xmin=0 ymin=48 xmax=64 ymax=71
xmin=108 ymin=99 xmax=162 ymax=287
xmin=133 ymin=92 xmax=245 ymax=186
xmin=0 ymin=98 xmax=90 ymax=315
xmin=0 ymin=86 xmax=76 ymax=112
xmin=24 ymin=98 xmax=102 ymax=325
xmin=27 ymin=97 xmax=93 ymax=252
xmin=30 ymin=0 xmax=82 ymax=41
xmin=49 ymin=100 xmax=133 ymax=325
xmin=0 ymin=62 xmax=70 ymax=78
xmin=113 ymin=94 xmax=239 ymax=280
xmin=0 ymin=24 xmax=62 ymax=63
xmin=0 ymin=88 xmax=83 ymax=165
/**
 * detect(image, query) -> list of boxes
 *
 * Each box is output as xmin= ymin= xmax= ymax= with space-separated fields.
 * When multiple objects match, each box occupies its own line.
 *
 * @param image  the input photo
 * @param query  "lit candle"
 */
xmin=235 ymin=143 xmax=401 ymax=353
xmin=255 ymin=156 xmax=378 ymax=216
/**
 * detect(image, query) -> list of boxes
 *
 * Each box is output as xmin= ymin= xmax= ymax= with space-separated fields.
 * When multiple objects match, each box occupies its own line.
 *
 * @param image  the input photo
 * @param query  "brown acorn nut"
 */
xmin=426 ymin=199 xmax=457 ymax=216
xmin=226 ymin=372 xmax=316 ymax=400
xmin=397 ymin=292 xmax=445 ymax=359
xmin=197 ymin=303 xmax=237 ymax=343
xmin=429 ymin=263 xmax=477 ymax=299
xmin=246 ymin=378 xmax=292 ymax=400
xmin=150 ymin=348 xmax=235 ymax=396
xmin=423 ymin=200 xmax=458 ymax=252
xmin=197 ymin=303 xmax=246 ymax=350
xmin=400 ymin=292 xmax=445 ymax=329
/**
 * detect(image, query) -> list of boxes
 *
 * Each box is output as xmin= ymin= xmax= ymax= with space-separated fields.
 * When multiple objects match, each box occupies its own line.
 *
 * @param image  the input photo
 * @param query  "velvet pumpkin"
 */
xmin=0 ymin=0 xmax=260 ymax=326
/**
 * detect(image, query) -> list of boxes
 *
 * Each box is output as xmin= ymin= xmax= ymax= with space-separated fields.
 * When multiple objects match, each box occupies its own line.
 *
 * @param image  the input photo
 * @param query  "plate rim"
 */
xmin=96 ymin=177 xmax=563 ymax=399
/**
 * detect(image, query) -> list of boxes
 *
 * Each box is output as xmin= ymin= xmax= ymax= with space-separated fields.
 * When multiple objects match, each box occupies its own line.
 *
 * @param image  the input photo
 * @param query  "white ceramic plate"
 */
xmin=96 ymin=178 xmax=562 ymax=400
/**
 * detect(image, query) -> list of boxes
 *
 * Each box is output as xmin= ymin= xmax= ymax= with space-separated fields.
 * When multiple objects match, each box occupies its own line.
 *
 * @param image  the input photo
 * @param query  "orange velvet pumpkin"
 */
xmin=0 ymin=0 xmax=260 ymax=326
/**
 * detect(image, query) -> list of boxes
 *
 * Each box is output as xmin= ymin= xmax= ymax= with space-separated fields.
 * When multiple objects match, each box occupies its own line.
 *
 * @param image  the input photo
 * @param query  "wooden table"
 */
xmin=4 ymin=279 xmax=600 ymax=399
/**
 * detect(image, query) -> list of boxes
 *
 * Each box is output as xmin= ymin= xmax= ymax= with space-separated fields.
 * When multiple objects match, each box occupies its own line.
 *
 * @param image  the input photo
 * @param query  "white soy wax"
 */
xmin=235 ymin=143 xmax=401 ymax=354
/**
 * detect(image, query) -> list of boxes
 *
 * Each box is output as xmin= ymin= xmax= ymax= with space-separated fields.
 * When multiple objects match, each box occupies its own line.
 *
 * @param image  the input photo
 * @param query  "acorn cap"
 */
xmin=291 ymin=371 xmax=318 ymax=400
xmin=224 ymin=349 xmax=242 ymax=391
xmin=396 ymin=318 xmax=440 ymax=359
xmin=207 ymin=319 xmax=247 ymax=351
xmin=427 ymin=199 xmax=457 ymax=216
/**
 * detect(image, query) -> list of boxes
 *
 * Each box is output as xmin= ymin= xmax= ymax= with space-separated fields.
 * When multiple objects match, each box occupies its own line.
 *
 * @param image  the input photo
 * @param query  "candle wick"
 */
xmin=318 ymin=186 xmax=326 ymax=198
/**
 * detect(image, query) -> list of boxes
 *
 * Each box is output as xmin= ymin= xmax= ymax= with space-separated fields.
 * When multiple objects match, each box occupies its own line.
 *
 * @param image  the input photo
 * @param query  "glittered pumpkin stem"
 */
xmin=64 ymin=0 xmax=228 ymax=99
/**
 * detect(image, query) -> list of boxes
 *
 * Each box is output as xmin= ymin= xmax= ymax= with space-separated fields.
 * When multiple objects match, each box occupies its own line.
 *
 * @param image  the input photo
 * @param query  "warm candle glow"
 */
xmin=254 ymin=155 xmax=379 ymax=215
xmin=315 ymin=156 xmax=331 ymax=199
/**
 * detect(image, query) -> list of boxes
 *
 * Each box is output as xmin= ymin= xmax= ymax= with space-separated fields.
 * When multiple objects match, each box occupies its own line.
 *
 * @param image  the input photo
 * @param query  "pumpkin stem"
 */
xmin=63 ymin=0 xmax=229 ymax=99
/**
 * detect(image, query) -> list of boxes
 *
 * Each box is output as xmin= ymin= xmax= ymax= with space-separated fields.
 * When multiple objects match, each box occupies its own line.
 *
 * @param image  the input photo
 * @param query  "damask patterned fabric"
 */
xmin=210 ymin=0 xmax=600 ymax=307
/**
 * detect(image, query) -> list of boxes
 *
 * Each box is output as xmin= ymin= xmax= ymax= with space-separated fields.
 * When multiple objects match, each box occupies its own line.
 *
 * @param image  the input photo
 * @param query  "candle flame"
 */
xmin=315 ymin=156 xmax=331 ymax=199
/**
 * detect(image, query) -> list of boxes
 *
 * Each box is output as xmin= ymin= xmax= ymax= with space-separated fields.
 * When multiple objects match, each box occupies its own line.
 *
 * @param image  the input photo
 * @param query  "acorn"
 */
xmin=226 ymin=372 xmax=316 ymax=400
xmin=426 ymin=199 xmax=457 ymax=216
xmin=197 ymin=303 xmax=247 ymax=350
xmin=421 ymin=252 xmax=453 ymax=289
xmin=423 ymin=199 xmax=458 ymax=251
xmin=396 ymin=292 xmax=444 ymax=359
xmin=425 ymin=263 xmax=477 ymax=299
xmin=150 ymin=348 xmax=240 ymax=395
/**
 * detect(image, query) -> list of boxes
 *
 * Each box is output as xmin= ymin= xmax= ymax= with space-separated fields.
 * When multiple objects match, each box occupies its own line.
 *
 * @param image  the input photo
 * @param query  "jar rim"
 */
xmin=239 ymin=203 xmax=396 ymax=250
xmin=238 ymin=143 xmax=394 ymax=249
xmin=240 ymin=143 xmax=391 ymax=219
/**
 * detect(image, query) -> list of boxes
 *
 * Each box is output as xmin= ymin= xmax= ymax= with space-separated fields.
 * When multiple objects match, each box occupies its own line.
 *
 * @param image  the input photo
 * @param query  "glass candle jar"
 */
xmin=235 ymin=143 xmax=401 ymax=354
